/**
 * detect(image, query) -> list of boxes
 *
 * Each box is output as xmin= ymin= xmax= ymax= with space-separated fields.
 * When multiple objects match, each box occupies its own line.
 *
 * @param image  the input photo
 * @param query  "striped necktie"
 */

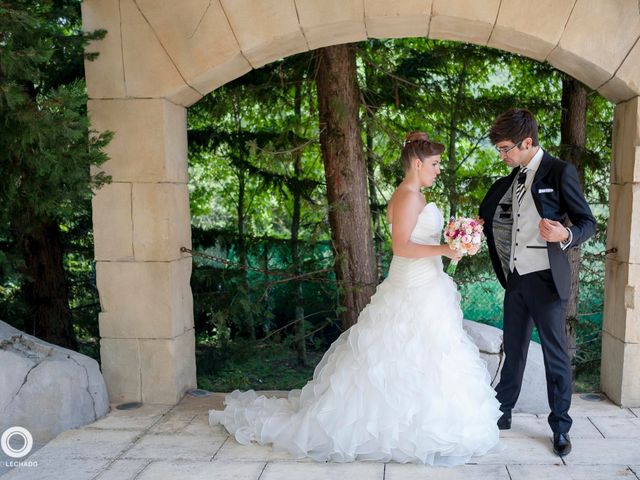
xmin=516 ymin=167 xmax=528 ymax=204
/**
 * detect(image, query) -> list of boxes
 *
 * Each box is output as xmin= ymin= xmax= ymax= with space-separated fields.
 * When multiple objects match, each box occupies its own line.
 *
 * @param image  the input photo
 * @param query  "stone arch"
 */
xmin=81 ymin=0 xmax=640 ymax=406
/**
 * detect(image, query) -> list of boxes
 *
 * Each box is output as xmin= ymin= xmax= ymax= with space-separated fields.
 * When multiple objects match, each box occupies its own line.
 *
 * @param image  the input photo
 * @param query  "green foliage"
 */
xmin=187 ymin=54 xmax=326 ymax=237
xmin=0 ymin=1 xmax=111 ymax=226
xmin=0 ymin=79 xmax=111 ymax=224
xmin=0 ymin=0 xmax=110 ymax=346
xmin=190 ymin=226 xmax=340 ymax=343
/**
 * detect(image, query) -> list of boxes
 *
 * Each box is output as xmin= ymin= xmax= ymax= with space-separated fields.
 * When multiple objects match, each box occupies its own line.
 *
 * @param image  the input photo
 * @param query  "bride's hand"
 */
xmin=442 ymin=245 xmax=463 ymax=262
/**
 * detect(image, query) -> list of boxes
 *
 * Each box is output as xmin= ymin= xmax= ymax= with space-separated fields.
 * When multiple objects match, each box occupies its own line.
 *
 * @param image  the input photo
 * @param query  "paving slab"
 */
xmin=137 ymin=460 xmax=267 ymax=480
xmin=122 ymin=432 xmax=226 ymax=461
xmin=385 ymin=463 xmax=509 ymax=479
xmin=147 ymin=412 xmax=198 ymax=435
xmin=260 ymin=461 xmax=384 ymax=480
xmin=182 ymin=414 xmax=223 ymax=437
xmin=562 ymin=438 xmax=640 ymax=465
xmin=566 ymin=416 xmax=606 ymax=438
xmin=89 ymin=403 xmax=173 ymax=431
xmin=213 ymin=437 xmax=306 ymax=462
xmin=507 ymin=464 xmax=638 ymax=479
xmin=94 ymin=459 xmax=151 ymax=480
xmin=474 ymin=437 xmax=562 ymax=465
xmin=588 ymin=416 xmax=640 ymax=439
xmin=570 ymin=396 xmax=634 ymax=418
xmin=169 ymin=392 xmax=225 ymax=415
xmin=29 ymin=428 xmax=140 ymax=460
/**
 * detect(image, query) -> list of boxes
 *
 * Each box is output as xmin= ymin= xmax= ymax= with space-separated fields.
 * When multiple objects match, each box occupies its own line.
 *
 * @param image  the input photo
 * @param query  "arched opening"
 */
xmin=81 ymin=0 xmax=640 ymax=406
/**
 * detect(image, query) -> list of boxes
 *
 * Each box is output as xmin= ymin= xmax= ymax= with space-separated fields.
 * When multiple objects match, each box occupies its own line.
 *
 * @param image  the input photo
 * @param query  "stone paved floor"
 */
xmin=1 ymin=392 xmax=639 ymax=479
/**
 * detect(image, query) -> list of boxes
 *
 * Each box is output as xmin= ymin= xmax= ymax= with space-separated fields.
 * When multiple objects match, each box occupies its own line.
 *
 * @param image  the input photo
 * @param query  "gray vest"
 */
xmin=509 ymin=173 xmax=550 ymax=274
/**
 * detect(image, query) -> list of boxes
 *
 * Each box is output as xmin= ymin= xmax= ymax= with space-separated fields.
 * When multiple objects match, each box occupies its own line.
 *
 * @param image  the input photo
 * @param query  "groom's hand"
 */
xmin=539 ymin=218 xmax=569 ymax=243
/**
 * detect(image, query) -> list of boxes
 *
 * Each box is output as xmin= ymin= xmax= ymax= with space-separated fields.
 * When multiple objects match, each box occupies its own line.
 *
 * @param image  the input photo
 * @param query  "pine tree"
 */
xmin=0 ymin=1 xmax=111 ymax=348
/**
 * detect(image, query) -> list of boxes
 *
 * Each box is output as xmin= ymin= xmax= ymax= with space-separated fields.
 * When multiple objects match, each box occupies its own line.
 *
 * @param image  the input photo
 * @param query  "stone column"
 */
xmin=601 ymin=96 xmax=640 ymax=407
xmin=89 ymin=98 xmax=196 ymax=405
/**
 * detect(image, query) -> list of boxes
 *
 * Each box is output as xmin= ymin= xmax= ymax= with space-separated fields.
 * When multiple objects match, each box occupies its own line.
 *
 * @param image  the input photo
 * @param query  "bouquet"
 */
xmin=443 ymin=216 xmax=485 ymax=275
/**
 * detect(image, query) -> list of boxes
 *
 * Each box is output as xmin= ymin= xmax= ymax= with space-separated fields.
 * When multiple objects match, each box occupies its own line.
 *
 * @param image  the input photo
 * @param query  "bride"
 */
xmin=209 ymin=131 xmax=504 ymax=466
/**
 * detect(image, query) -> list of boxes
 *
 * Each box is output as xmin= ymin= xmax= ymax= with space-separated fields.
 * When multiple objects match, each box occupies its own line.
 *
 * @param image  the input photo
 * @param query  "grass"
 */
xmin=196 ymin=338 xmax=325 ymax=392
xmin=575 ymin=367 xmax=600 ymax=393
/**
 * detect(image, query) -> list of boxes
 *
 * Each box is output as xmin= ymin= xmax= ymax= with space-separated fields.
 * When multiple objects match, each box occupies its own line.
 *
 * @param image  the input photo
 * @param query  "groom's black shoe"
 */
xmin=552 ymin=433 xmax=572 ymax=457
xmin=497 ymin=411 xmax=511 ymax=430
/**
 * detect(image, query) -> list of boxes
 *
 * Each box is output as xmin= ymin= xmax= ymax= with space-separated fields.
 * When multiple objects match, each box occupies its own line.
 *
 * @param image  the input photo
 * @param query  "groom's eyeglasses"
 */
xmin=495 ymin=141 xmax=522 ymax=155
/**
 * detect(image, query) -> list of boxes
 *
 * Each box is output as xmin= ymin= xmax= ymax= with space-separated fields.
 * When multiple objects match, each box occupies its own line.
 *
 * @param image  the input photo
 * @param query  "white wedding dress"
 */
xmin=209 ymin=202 xmax=503 ymax=465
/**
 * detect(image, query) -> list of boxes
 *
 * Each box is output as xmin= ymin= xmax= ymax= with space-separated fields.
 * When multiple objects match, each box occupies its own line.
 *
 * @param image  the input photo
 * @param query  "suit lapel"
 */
xmin=531 ymin=152 xmax=553 ymax=217
xmin=481 ymin=168 xmax=517 ymax=236
xmin=491 ymin=168 xmax=519 ymax=213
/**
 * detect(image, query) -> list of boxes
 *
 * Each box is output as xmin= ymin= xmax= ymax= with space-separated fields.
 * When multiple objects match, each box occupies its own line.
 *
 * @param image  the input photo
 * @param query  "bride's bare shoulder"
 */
xmin=387 ymin=188 xmax=424 ymax=224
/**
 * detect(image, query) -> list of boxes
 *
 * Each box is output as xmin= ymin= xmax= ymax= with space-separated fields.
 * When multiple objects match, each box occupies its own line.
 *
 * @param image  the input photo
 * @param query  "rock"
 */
xmin=463 ymin=319 xmax=549 ymax=414
xmin=463 ymin=319 xmax=504 ymax=353
xmin=0 ymin=320 xmax=109 ymax=443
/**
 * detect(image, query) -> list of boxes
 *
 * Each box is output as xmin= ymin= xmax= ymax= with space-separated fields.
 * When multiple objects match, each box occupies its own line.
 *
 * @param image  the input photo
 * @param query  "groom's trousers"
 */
xmin=495 ymin=268 xmax=573 ymax=434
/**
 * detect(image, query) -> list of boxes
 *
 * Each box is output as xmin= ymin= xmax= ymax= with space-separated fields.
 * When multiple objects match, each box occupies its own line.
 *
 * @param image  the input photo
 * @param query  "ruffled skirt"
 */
xmin=209 ymin=266 xmax=503 ymax=466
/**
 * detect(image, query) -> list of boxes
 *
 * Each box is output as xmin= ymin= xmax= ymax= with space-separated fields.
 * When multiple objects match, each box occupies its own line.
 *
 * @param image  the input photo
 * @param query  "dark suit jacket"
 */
xmin=479 ymin=151 xmax=596 ymax=301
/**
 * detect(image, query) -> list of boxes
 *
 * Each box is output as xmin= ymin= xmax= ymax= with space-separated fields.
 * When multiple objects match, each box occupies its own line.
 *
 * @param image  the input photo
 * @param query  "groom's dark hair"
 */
xmin=489 ymin=108 xmax=539 ymax=146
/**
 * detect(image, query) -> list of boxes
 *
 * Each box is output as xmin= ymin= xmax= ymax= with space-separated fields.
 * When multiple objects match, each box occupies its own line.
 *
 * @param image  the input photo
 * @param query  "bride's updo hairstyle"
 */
xmin=401 ymin=131 xmax=445 ymax=172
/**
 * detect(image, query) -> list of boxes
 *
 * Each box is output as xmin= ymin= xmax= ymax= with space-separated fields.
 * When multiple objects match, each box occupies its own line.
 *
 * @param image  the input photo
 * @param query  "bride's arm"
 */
xmin=390 ymin=193 xmax=459 ymax=260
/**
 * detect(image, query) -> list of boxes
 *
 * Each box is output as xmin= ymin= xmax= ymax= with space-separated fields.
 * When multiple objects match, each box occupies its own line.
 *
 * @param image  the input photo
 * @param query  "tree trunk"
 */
xmin=237 ymin=164 xmax=246 ymax=267
xmin=447 ymin=111 xmax=459 ymax=219
xmin=315 ymin=44 xmax=377 ymax=331
xmin=446 ymin=66 xmax=466 ymax=220
xmin=560 ymin=75 xmax=588 ymax=377
xmin=362 ymin=61 xmax=385 ymax=283
xmin=366 ymin=119 xmax=384 ymax=283
xmin=291 ymin=82 xmax=307 ymax=366
xmin=237 ymin=165 xmax=255 ymax=341
xmin=14 ymin=211 xmax=77 ymax=349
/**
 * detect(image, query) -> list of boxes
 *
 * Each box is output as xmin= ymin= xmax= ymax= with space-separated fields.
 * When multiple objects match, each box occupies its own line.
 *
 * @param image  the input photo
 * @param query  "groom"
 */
xmin=479 ymin=109 xmax=596 ymax=457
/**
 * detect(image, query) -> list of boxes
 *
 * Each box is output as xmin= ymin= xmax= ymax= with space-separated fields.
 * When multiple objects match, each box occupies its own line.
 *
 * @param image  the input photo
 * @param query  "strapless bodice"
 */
xmin=387 ymin=202 xmax=444 ymax=287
